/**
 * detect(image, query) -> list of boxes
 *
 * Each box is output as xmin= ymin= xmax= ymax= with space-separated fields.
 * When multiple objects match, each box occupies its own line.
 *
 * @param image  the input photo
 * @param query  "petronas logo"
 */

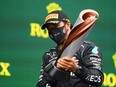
xmin=92 ymin=46 xmax=98 ymax=54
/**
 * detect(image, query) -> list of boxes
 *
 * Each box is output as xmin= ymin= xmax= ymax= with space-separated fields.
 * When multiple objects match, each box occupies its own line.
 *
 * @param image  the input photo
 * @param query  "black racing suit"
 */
xmin=37 ymin=41 xmax=104 ymax=87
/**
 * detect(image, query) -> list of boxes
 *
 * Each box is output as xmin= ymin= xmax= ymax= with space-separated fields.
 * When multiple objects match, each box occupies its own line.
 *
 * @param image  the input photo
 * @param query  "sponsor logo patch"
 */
xmin=45 ymin=14 xmax=58 ymax=21
xmin=92 ymin=46 xmax=98 ymax=54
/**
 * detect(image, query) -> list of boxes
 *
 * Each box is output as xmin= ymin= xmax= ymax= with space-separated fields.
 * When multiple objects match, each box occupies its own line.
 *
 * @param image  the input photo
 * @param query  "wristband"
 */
xmin=75 ymin=66 xmax=83 ymax=75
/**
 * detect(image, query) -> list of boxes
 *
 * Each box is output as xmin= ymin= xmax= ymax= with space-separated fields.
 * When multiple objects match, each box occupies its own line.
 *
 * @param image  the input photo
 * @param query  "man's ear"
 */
xmin=66 ymin=21 xmax=71 ymax=30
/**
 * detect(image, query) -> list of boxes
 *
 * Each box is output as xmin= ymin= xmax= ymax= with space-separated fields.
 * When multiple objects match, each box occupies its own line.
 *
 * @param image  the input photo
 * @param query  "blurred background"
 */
xmin=0 ymin=0 xmax=116 ymax=87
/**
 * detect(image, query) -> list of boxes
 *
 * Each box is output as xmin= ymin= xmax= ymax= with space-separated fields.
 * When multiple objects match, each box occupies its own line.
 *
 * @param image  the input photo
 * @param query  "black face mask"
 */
xmin=49 ymin=24 xmax=66 ymax=45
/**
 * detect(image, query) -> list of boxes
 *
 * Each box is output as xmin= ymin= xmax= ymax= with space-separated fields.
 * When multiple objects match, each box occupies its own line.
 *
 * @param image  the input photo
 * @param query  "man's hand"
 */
xmin=56 ymin=57 xmax=79 ymax=72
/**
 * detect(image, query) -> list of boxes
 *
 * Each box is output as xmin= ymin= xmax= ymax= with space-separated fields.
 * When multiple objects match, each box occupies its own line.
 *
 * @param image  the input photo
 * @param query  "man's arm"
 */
xmin=74 ymin=42 xmax=104 ymax=86
xmin=37 ymin=52 xmax=57 ymax=87
xmin=56 ymin=41 xmax=104 ymax=86
xmin=37 ymin=65 xmax=57 ymax=87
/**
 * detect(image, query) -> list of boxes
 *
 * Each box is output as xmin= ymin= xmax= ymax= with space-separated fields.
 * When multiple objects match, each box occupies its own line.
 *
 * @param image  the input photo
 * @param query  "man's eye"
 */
xmin=55 ymin=25 xmax=58 ymax=27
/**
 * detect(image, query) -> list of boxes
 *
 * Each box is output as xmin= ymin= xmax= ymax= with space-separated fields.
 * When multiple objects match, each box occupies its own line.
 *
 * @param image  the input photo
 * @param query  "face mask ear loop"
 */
xmin=62 ymin=22 xmax=69 ymax=40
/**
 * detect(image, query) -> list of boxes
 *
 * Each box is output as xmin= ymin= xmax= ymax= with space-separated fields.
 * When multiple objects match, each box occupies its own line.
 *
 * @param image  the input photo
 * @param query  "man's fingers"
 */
xmin=57 ymin=59 xmax=69 ymax=68
xmin=57 ymin=57 xmax=80 ymax=72
xmin=62 ymin=57 xmax=72 ymax=62
xmin=62 ymin=57 xmax=79 ymax=65
xmin=57 ymin=61 xmax=68 ymax=70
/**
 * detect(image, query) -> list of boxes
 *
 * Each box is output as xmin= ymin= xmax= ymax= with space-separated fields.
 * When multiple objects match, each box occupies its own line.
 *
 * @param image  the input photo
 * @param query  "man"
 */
xmin=37 ymin=10 xmax=104 ymax=87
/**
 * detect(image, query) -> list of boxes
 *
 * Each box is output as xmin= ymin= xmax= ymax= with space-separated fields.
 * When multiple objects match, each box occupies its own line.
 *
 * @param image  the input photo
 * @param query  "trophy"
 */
xmin=45 ymin=9 xmax=99 ymax=81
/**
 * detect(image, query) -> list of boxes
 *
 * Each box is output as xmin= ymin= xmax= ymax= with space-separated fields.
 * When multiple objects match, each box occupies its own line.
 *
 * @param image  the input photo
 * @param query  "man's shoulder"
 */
xmin=81 ymin=40 xmax=101 ymax=54
xmin=43 ymin=46 xmax=58 ymax=56
xmin=42 ymin=46 xmax=58 ymax=63
xmin=48 ymin=46 xmax=58 ymax=53
xmin=80 ymin=40 xmax=100 ymax=53
xmin=82 ymin=40 xmax=97 ymax=47
xmin=83 ymin=40 xmax=95 ymax=45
